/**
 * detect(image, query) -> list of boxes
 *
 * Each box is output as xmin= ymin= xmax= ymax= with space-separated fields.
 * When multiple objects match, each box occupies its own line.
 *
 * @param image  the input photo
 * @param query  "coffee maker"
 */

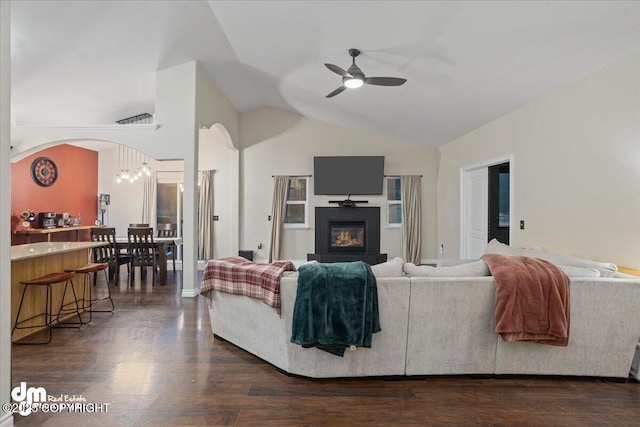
xmin=38 ymin=212 xmax=57 ymax=228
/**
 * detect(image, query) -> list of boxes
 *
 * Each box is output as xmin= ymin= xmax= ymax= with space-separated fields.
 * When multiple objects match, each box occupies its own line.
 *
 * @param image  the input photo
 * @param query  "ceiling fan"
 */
xmin=325 ymin=48 xmax=407 ymax=98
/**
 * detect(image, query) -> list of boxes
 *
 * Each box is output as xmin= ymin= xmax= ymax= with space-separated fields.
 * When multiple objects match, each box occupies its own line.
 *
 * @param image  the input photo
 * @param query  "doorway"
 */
xmin=461 ymin=156 xmax=512 ymax=259
xmin=157 ymin=179 xmax=185 ymax=261
xmin=488 ymin=162 xmax=510 ymax=245
xmin=156 ymin=181 xmax=183 ymax=236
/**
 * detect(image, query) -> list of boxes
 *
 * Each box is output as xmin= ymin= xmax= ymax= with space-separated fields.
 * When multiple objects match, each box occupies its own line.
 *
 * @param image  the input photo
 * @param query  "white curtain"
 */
xmin=142 ymin=172 xmax=157 ymax=231
xmin=198 ymin=170 xmax=215 ymax=260
xmin=269 ymin=175 xmax=289 ymax=263
xmin=401 ymin=175 xmax=422 ymax=265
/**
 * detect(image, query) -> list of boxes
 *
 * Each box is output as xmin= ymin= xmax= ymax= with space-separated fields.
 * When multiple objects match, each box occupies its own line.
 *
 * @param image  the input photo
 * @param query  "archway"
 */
xmin=197 ymin=123 xmax=239 ymax=260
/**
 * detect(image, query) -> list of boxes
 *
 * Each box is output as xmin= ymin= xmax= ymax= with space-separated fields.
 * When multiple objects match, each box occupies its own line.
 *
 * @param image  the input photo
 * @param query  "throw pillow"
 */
xmin=483 ymin=239 xmax=617 ymax=278
xmin=483 ymin=239 xmax=525 ymax=256
xmin=403 ymin=260 xmax=490 ymax=277
xmin=370 ymin=257 xmax=405 ymax=278
xmin=527 ymin=250 xmax=617 ymax=278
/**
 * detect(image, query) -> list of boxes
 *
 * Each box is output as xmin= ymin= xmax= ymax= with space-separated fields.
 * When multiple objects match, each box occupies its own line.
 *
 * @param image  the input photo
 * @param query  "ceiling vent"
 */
xmin=116 ymin=113 xmax=153 ymax=125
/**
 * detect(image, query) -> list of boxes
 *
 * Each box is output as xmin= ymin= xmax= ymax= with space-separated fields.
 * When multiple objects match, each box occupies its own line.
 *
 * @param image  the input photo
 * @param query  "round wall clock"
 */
xmin=30 ymin=157 xmax=58 ymax=187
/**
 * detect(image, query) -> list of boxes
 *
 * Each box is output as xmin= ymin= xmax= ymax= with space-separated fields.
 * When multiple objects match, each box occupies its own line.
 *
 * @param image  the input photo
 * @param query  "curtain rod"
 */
xmin=156 ymin=169 xmax=216 ymax=173
xmin=271 ymin=174 xmax=421 ymax=177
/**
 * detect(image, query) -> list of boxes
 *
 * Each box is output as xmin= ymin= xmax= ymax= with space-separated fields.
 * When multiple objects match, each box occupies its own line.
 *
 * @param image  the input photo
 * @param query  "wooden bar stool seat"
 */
xmin=65 ymin=263 xmax=113 ymax=323
xmin=12 ymin=271 xmax=84 ymax=345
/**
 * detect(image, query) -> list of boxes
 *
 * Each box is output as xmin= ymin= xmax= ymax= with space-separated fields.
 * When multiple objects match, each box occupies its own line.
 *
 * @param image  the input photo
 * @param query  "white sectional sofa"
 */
xmin=405 ymin=276 xmax=640 ymax=378
xmin=207 ymin=274 xmax=411 ymax=378
xmin=203 ymin=249 xmax=640 ymax=379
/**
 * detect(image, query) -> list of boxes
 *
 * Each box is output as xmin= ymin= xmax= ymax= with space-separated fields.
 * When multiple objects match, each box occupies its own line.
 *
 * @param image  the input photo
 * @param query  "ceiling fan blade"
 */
xmin=325 ymin=63 xmax=349 ymax=77
xmin=326 ymin=86 xmax=347 ymax=98
xmin=364 ymin=77 xmax=407 ymax=86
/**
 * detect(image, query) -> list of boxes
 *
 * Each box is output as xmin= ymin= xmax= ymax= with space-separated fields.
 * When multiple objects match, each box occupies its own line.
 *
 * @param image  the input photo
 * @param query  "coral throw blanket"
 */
xmin=481 ymin=254 xmax=570 ymax=346
xmin=199 ymin=256 xmax=296 ymax=312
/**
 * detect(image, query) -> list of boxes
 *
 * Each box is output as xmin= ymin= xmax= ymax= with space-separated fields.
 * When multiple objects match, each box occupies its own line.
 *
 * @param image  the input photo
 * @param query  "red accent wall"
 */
xmin=11 ymin=144 xmax=98 ymax=245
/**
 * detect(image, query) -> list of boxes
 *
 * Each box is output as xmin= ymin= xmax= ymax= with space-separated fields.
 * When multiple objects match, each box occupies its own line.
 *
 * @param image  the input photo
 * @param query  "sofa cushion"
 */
xmin=403 ymin=260 xmax=490 ymax=277
xmin=436 ymin=259 xmax=478 ymax=267
xmin=558 ymin=265 xmax=600 ymax=278
xmin=370 ymin=257 xmax=405 ymax=278
xmin=613 ymin=272 xmax=638 ymax=279
xmin=483 ymin=239 xmax=617 ymax=278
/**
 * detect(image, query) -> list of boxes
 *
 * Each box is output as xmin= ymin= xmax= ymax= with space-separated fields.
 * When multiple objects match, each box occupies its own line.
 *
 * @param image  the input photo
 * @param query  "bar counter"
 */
xmin=11 ymin=241 xmax=106 ymax=342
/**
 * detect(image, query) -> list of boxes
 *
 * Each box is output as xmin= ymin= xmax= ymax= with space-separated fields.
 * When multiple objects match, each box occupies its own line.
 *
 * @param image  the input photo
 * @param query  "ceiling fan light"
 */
xmin=344 ymin=77 xmax=364 ymax=89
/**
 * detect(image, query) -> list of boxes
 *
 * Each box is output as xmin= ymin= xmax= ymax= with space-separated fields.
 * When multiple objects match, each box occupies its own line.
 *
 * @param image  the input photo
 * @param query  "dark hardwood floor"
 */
xmin=11 ymin=266 xmax=640 ymax=426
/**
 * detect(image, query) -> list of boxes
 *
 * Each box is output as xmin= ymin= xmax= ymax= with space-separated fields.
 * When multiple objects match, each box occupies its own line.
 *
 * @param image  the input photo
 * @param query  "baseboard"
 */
xmin=0 ymin=412 xmax=14 ymax=427
xmin=181 ymin=287 xmax=200 ymax=298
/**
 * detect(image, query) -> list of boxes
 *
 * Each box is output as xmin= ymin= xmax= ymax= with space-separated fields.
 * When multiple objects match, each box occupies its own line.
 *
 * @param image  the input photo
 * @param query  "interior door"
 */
xmin=464 ymin=167 xmax=488 ymax=259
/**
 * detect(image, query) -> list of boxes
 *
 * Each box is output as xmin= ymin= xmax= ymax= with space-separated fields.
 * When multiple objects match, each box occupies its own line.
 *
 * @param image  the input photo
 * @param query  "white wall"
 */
xmin=195 ymin=64 xmax=240 ymax=146
xmin=98 ymin=146 xmax=180 ymax=233
xmin=97 ymin=127 xmax=237 ymax=259
xmin=195 ymin=63 xmax=240 ymax=258
xmin=240 ymin=108 xmax=439 ymax=262
xmin=198 ymin=128 xmax=236 ymax=258
xmin=0 ymin=2 xmax=12 ymax=426
xmin=438 ymin=50 xmax=640 ymax=268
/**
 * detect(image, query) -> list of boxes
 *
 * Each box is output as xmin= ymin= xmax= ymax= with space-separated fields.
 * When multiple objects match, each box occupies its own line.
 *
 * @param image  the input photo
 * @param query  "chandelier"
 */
xmin=116 ymin=145 xmax=151 ymax=184
xmin=114 ymin=113 xmax=154 ymax=184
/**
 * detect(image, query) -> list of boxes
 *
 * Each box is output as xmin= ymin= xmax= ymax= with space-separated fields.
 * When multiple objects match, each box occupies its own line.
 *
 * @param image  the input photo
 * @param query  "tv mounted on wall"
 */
xmin=314 ymin=156 xmax=385 ymax=195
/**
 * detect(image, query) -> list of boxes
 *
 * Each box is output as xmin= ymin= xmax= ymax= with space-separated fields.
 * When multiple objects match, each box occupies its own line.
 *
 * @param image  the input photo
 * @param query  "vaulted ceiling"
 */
xmin=10 ymin=1 xmax=640 ymax=147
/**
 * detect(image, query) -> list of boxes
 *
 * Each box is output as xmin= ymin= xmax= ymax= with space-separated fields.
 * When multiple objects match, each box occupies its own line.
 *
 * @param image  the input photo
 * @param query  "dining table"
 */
xmin=115 ymin=236 xmax=183 ymax=285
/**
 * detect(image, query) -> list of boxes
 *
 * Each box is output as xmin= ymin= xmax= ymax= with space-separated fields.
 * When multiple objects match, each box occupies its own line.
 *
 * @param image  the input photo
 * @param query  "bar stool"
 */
xmin=65 ymin=263 xmax=113 ymax=323
xmin=12 ymin=272 xmax=83 ymax=345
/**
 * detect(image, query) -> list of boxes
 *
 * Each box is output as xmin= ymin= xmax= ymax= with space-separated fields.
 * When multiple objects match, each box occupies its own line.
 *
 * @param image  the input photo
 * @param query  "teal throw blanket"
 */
xmin=290 ymin=261 xmax=381 ymax=356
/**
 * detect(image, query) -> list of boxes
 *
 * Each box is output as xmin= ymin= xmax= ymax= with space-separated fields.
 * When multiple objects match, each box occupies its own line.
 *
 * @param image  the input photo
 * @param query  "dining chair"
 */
xmin=127 ymin=227 xmax=157 ymax=286
xmin=156 ymin=223 xmax=178 ymax=273
xmin=90 ymin=227 xmax=130 ymax=285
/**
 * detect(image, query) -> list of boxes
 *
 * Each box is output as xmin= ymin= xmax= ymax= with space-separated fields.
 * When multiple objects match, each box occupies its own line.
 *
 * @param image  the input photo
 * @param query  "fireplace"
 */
xmin=329 ymin=221 xmax=366 ymax=253
xmin=308 ymin=207 xmax=387 ymax=265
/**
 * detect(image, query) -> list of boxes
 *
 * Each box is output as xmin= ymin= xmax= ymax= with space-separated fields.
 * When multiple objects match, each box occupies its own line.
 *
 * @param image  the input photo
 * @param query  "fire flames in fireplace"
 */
xmin=332 ymin=230 xmax=363 ymax=247
xmin=330 ymin=221 xmax=365 ymax=249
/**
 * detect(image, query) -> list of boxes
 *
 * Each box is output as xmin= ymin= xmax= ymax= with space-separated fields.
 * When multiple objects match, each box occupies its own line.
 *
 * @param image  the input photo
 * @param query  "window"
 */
xmin=387 ymin=177 xmax=402 ymax=227
xmin=284 ymin=177 xmax=308 ymax=228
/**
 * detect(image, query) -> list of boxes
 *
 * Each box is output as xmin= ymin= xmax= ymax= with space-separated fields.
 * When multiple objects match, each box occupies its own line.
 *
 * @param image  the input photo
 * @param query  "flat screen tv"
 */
xmin=314 ymin=156 xmax=384 ymax=195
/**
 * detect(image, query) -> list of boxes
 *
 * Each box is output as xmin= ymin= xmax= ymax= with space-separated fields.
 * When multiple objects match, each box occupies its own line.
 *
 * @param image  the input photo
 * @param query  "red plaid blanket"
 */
xmin=199 ymin=256 xmax=296 ymax=312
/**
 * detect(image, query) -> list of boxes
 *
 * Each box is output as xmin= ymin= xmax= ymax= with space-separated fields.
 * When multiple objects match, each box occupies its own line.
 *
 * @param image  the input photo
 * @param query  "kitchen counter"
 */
xmin=11 ymin=241 xmax=106 ymax=342
xmin=11 ymin=241 xmax=106 ymax=260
